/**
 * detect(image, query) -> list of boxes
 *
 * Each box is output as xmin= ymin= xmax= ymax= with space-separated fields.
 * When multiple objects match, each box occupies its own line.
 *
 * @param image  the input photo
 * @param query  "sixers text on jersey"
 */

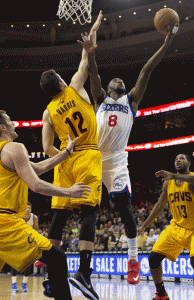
xmin=101 ymin=103 xmax=128 ymax=114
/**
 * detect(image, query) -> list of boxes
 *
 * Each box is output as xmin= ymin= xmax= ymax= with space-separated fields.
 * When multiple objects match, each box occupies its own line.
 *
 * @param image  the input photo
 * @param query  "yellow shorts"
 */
xmin=0 ymin=214 xmax=52 ymax=273
xmin=152 ymin=220 xmax=194 ymax=261
xmin=52 ymin=150 xmax=102 ymax=209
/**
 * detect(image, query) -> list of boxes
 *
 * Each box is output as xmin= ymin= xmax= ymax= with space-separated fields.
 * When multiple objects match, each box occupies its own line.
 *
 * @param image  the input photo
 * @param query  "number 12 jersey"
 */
xmin=47 ymin=86 xmax=99 ymax=152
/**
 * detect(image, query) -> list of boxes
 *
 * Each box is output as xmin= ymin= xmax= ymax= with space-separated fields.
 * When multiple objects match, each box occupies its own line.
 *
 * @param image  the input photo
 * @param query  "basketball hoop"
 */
xmin=57 ymin=0 xmax=93 ymax=25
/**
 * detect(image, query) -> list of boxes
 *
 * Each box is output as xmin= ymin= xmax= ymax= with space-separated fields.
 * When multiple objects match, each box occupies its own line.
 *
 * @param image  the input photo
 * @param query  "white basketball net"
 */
xmin=57 ymin=0 xmax=93 ymax=25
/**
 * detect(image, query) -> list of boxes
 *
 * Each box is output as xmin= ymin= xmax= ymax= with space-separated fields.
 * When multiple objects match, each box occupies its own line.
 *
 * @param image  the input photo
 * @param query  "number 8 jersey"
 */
xmin=96 ymin=94 xmax=136 ymax=155
xmin=47 ymin=86 xmax=99 ymax=152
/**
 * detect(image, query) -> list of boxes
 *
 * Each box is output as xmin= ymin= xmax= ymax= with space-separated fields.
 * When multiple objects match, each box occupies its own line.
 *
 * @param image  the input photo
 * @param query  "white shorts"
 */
xmin=102 ymin=167 xmax=131 ymax=194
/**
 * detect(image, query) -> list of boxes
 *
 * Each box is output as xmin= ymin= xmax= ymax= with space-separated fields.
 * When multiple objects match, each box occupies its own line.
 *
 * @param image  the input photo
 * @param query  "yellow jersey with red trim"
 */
xmin=47 ymin=87 xmax=99 ymax=151
xmin=167 ymin=172 xmax=194 ymax=229
xmin=0 ymin=141 xmax=28 ymax=218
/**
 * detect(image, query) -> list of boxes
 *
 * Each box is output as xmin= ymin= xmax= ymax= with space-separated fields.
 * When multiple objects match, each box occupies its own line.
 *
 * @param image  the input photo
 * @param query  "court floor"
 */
xmin=0 ymin=274 xmax=194 ymax=300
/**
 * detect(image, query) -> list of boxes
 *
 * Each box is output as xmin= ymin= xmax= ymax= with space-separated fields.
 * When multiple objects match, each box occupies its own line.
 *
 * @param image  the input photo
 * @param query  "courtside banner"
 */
xmin=125 ymin=135 xmax=194 ymax=151
xmin=135 ymin=98 xmax=194 ymax=117
xmin=66 ymin=252 xmax=193 ymax=279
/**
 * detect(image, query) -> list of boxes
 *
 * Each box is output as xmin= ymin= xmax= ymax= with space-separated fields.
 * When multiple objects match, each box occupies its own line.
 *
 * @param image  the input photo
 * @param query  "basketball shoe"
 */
xmin=12 ymin=283 xmax=19 ymax=293
xmin=127 ymin=259 xmax=140 ymax=284
xmin=69 ymin=268 xmax=99 ymax=300
xmin=21 ymin=283 xmax=28 ymax=292
xmin=152 ymin=292 xmax=170 ymax=300
xmin=42 ymin=279 xmax=54 ymax=298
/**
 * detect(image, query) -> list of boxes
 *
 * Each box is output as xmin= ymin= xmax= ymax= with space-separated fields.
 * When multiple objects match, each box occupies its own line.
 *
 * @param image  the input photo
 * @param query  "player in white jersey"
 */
xmin=96 ymin=93 xmax=135 ymax=196
xmin=79 ymin=24 xmax=179 ymax=284
xmin=11 ymin=202 xmax=39 ymax=292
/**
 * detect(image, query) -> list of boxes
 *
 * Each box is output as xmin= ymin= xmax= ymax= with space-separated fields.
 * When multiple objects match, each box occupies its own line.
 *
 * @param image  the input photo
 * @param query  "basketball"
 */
xmin=154 ymin=8 xmax=179 ymax=34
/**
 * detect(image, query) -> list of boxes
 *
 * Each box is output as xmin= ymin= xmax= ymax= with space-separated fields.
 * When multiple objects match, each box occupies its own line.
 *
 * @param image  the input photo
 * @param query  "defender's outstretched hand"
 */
xmin=90 ymin=10 xmax=103 ymax=33
xmin=77 ymin=33 xmax=97 ymax=54
xmin=155 ymin=170 xmax=174 ymax=181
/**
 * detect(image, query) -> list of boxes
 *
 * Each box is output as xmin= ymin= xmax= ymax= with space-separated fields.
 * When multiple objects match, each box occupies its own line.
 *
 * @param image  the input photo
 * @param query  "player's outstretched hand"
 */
xmin=90 ymin=10 xmax=103 ymax=33
xmin=77 ymin=33 xmax=97 ymax=53
xmin=155 ymin=170 xmax=174 ymax=181
xmin=69 ymin=182 xmax=91 ymax=199
xmin=164 ymin=24 xmax=179 ymax=46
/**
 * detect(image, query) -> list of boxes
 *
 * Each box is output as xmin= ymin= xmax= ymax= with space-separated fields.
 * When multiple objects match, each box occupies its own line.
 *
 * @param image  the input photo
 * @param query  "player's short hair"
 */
xmin=27 ymin=202 xmax=32 ymax=207
xmin=177 ymin=153 xmax=191 ymax=164
xmin=40 ymin=69 xmax=61 ymax=97
xmin=0 ymin=110 xmax=7 ymax=126
xmin=0 ymin=110 xmax=7 ymax=137
xmin=184 ymin=154 xmax=191 ymax=164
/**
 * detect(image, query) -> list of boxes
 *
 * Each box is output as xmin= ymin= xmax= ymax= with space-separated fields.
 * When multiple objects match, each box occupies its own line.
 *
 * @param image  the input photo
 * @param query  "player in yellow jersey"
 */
xmin=11 ymin=202 xmax=39 ymax=293
xmin=0 ymin=110 xmax=91 ymax=300
xmin=40 ymin=11 xmax=103 ymax=300
xmin=138 ymin=154 xmax=194 ymax=300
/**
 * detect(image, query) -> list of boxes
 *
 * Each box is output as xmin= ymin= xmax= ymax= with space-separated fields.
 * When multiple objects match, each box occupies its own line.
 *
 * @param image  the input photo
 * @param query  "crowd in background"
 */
xmin=38 ymin=200 xmax=172 ymax=253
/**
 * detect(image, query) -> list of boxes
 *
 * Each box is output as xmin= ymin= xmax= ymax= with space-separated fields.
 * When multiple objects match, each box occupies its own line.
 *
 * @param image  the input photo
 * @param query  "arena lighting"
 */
xmin=12 ymin=98 xmax=194 ymax=128
xmin=126 ymin=135 xmax=194 ymax=151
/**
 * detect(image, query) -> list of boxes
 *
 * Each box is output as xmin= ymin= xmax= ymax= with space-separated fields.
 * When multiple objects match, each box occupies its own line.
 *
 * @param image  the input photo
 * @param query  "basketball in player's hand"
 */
xmin=154 ymin=8 xmax=179 ymax=34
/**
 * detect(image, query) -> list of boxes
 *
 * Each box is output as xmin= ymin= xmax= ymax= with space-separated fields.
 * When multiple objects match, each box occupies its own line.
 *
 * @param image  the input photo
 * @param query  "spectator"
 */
xmin=115 ymin=222 xmax=124 ymax=232
xmin=114 ymin=231 xmax=121 ymax=247
xmin=145 ymin=229 xmax=158 ymax=250
xmin=108 ymin=241 xmax=116 ymax=252
xmin=102 ymin=231 xmax=109 ymax=251
xmin=113 ymin=217 xmax=118 ymax=225
xmin=61 ymin=233 xmax=70 ymax=252
xmin=109 ymin=213 xmax=114 ymax=223
xmin=97 ymin=223 xmax=105 ymax=235
xmin=105 ymin=220 xmax=112 ymax=229
xmin=100 ymin=214 xmax=107 ymax=225
xmin=119 ymin=229 xmax=128 ymax=251
xmin=68 ymin=232 xmax=79 ymax=251
xmin=155 ymin=215 xmax=164 ymax=231
xmin=95 ymin=230 xmax=104 ymax=246
xmin=114 ymin=241 xmax=123 ymax=251
xmin=71 ymin=222 xmax=78 ymax=235
xmin=70 ymin=244 xmax=77 ymax=252
xmin=107 ymin=229 xmax=115 ymax=245
xmin=154 ymin=228 xmax=161 ymax=241
xmin=137 ymin=230 xmax=148 ymax=250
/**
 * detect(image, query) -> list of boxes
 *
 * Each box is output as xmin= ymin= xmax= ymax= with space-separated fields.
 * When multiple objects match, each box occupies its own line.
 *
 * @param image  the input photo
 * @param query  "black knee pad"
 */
xmin=110 ymin=190 xmax=137 ymax=238
xmin=48 ymin=209 xmax=71 ymax=240
xmin=79 ymin=205 xmax=98 ymax=243
xmin=190 ymin=256 xmax=194 ymax=269
xmin=149 ymin=251 xmax=165 ymax=269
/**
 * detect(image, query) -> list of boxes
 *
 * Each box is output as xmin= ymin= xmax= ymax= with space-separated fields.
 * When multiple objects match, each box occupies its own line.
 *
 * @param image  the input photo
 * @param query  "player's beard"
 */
xmin=176 ymin=166 xmax=187 ymax=174
xmin=114 ymin=86 xmax=126 ymax=96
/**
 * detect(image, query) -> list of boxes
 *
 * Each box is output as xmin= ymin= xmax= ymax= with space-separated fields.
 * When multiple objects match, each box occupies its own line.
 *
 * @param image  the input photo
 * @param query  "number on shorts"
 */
xmin=108 ymin=115 xmax=117 ymax=127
